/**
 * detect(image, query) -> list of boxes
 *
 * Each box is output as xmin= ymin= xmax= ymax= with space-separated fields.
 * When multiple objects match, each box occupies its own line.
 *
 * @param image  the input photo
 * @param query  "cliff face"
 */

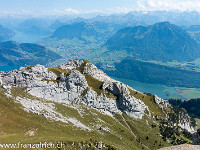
xmin=0 ymin=59 xmax=197 ymax=149
xmin=0 ymin=59 xmax=196 ymax=131
xmin=0 ymin=59 xmax=149 ymax=119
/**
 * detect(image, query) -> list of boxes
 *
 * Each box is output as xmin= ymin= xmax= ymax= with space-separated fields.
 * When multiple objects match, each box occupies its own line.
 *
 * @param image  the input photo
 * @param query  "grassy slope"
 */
xmin=0 ymin=64 xmax=192 ymax=149
xmin=195 ymin=118 xmax=200 ymax=129
xmin=0 ymin=86 xmax=168 ymax=150
xmin=128 ymin=88 xmax=166 ymax=118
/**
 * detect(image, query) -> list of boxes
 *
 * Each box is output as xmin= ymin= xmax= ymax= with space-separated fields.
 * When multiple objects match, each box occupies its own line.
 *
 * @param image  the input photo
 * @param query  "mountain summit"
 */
xmin=51 ymin=22 xmax=99 ymax=40
xmin=106 ymin=22 xmax=200 ymax=62
xmin=0 ymin=59 xmax=197 ymax=149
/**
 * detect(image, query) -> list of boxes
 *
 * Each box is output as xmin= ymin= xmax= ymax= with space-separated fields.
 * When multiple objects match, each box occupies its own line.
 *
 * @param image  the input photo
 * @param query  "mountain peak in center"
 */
xmin=106 ymin=21 xmax=200 ymax=62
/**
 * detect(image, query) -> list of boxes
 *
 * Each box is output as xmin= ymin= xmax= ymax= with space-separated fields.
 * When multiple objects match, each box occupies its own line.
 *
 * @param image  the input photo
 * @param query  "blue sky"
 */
xmin=0 ymin=0 xmax=200 ymax=17
xmin=0 ymin=0 xmax=137 ymax=14
xmin=0 ymin=0 xmax=137 ymax=10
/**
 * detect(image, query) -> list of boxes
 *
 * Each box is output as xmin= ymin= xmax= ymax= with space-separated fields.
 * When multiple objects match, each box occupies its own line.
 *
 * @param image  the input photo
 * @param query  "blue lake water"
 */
xmin=7 ymin=31 xmax=48 ymax=43
xmin=111 ymin=76 xmax=186 ymax=100
xmin=0 ymin=66 xmax=19 ymax=71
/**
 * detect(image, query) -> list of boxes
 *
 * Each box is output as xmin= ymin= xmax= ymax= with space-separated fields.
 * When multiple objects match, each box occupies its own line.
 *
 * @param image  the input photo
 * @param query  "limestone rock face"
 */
xmin=102 ymin=81 xmax=149 ymax=118
xmin=0 ymin=59 xmax=197 ymax=133
xmin=0 ymin=60 xmax=150 ymax=119
xmin=154 ymin=95 xmax=171 ymax=109
xmin=59 ymin=59 xmax=86 ymax=70
xmin=59 ymin=59 xmax=114 ymax=82
xmin=154 ymin=95 xmax=195 ymax=133
xmin=177 ymin=111 xmax=196 ymax=133
xmin=193 ymin=128 xmax=200 ymax=145
xmin=66 ymin=70 xmax=88 ymax=93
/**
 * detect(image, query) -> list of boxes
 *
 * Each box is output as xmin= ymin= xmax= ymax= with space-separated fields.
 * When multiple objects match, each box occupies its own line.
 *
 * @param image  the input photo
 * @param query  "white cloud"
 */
xmin=0 ymin=6 xmax=135 ymax=18
xmin=108 ymin=7 xmax=134 ymax=14
xmin=0 ymin=10 xmax=34 ymax=17
xmin=83 ymin=9 xmax=103 ymax=14
xmin=0 ymin=8 xmax=104 ymax=17
xmin=41 ymin=8 xmax=103 ymax=16
xmin=137 ymin=0 xmax=200 ymax=11
xmin=49 ymin=8 xmax=80 ymax=15
xmin=64 ymin=8 xmax=80 ymax=14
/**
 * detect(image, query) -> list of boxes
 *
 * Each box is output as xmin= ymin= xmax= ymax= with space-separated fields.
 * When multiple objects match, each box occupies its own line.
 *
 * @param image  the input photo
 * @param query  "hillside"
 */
xmin=50 ymin=21 xmax=118 ymax=42
xmin=103 ymin=58 xmax=200 ymax=88
xmin=16 ymin=18 xmax=53 ymax=35
xmin=0 ymin=25 xmax=15 ymax=41
xmin=40 ymin=21 xmax=121 ymax=64
xmin=0 ymin=59 xmax=197 ymax=150
xmin=169 ymin=98 xmax=200 ymax=118
xmin=0 ymin=41 xmax=61 ymax=66
xmin=51 ymin=22 xmax=101 ymax=41
xmin=106 ymin=22 xmax=200 ymax=62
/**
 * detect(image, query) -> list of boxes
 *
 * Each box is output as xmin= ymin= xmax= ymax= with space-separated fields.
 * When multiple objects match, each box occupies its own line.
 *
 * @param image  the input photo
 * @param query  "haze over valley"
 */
xmin=2 ymin=10 xmax=200 ymax=100
xmin=1 ymin=0 xmax=200 ymax=149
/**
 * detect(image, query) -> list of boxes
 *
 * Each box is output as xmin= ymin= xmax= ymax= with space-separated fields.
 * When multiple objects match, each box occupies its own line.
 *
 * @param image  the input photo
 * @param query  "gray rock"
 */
xmin=0 ymin=59 xmax=196 ymax=132
xmin=97 ymin=141 xmax=103 ymax=149
xmin=66 ymin=70 xmax=88 ymax=93
xmin=193 ymin=128 xmax=200 ymax=145
xmin=59 ymin=59 xmax=86 ymax=70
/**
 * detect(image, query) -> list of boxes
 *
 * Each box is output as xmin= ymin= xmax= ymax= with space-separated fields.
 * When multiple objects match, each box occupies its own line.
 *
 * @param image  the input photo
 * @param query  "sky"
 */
xmin=1 ymin=0 xmax=200 ymax=17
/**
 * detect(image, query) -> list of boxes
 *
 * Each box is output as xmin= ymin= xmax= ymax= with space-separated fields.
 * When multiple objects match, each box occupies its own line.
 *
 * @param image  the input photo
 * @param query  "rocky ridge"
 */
xmin=193 ymin=128 xmax=200 ymax=145
xmin=0 ymin=59 xmax=196 ymax=133
xmin=159 ymin=129 xmax=200 ymax=150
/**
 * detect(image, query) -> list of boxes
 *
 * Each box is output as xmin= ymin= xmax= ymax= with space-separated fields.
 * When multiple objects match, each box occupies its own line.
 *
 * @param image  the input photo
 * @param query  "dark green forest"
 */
xmin=0 ymin=41 xmax=61 ymax=66
xmin=103 ymin=58 xmax=200 ymax=88
xmin=169 ymin=98 xmax=200 ymax=118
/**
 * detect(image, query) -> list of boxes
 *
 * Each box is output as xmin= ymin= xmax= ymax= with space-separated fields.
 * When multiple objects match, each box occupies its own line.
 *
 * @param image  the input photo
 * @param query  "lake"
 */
xmin=0 ymin=66 xmax=19 ymax=71
xmin=111 ymin=76 xmax=186 ymax=100
xmin=7 ymin=31 xmax=48 ymax=43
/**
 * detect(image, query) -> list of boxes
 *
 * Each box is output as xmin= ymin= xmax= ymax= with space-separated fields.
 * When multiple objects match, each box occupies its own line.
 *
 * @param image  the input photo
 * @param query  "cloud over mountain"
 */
xmin=137 ymin=0 xmax=200 ymax=11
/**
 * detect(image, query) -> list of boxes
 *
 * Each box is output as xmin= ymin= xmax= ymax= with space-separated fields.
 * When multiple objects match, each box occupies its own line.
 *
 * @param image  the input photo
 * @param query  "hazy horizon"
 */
xmin=1 ymin=0 xmax=200 ymax=18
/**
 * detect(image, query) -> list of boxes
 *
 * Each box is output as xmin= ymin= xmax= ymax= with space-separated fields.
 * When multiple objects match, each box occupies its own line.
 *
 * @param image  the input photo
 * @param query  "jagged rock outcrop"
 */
xmin=0 ymin=59 xmax=199 ymax=150
xmin=176 ymin=111 xmax=196 ymax=133
xmin=0 ymin=60 xmax=149 ymax=119
xmin=59 ymin=59 xmax=114 ymax=82
xmin=193 ymin=128 xmax=200 ymax=145
xmin=0 ymin=59 xmax=196 ymax=132
xmin=154 ymin=95 xmax=171 ymax=109
xmin=154 ymin=95 xmax=196 ymax=133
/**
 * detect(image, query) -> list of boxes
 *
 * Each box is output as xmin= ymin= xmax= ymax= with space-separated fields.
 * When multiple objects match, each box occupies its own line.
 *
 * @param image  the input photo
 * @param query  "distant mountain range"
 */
xmin=183 ymin=25 xmax=200 ymax=32
xmin=182 ymin=25 xmax=200 ymax=43
xmin=51 ymin=22 xmax=98 ymax=40
xmin=90 ymin=11 xmax=200 ymax=26
xmin=106 ymin=22 xmax=200 ymax=62
xmin=0 ymin=25 xmax=15 ymax=41
xmin=50 ymin=21 xmax=119 ymax=42
xmin=0 ymin=41 xmax=61 ymax=66
xmin=16 ymin=18 xmax=54 ymax=35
